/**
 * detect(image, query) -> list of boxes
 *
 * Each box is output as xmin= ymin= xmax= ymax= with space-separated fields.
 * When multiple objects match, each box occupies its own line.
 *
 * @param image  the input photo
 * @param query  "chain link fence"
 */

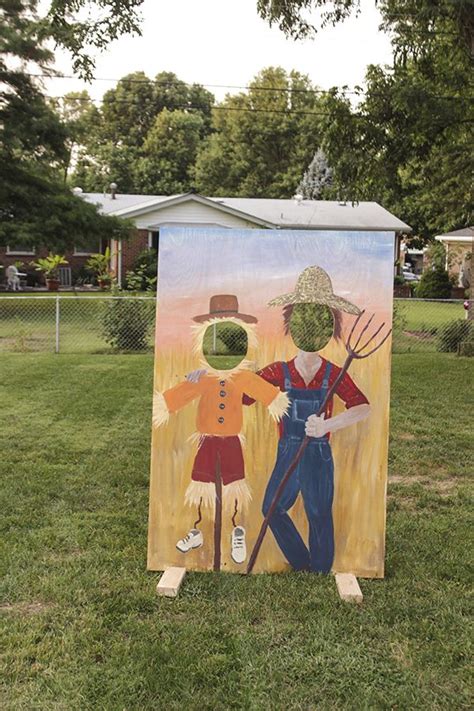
xmin=0 ymin=296 xmax=156 ymax=354
xmin=0 ymin=296 xmax=472 ymax=355
xmin=392 ymin=298 xmax=472 ymax=355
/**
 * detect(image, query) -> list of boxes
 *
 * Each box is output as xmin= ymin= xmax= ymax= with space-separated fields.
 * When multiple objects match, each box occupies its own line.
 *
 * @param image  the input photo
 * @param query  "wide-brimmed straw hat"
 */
xmin=193 ymin=294 xmax=257 ymax=323
xmin=268 ymin=265 xmax=361 ymax=315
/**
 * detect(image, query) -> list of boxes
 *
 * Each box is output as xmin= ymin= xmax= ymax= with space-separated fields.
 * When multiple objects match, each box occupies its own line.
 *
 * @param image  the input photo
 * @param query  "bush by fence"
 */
xmin=0 ymin=296 xmax=471 ymax=355
xmin=0 ymin=296 xmax=155 ymax=354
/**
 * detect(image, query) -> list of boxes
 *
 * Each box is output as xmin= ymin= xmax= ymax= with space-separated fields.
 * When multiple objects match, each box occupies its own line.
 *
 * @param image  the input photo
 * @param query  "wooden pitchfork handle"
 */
xmin=245 ymin=353 xmax=354 ymax=574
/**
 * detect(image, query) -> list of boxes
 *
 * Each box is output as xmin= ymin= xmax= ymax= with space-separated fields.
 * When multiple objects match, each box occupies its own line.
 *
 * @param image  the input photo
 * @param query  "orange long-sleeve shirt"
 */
xmin=163 ymin=371 xmax=280 ymax=436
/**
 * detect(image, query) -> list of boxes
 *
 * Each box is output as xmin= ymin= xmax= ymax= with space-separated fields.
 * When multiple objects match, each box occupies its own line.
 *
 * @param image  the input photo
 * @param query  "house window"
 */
xmin=74 ymin=237 xmax=107 ymax=256
xmin=6 ymin=243 xmax=35 ymax=256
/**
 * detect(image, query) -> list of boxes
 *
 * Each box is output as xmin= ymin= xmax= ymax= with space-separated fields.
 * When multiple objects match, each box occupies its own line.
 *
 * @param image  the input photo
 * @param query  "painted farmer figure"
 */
xmin=152 ymin=295 xmax=288 ymax=565
xmin=246 ymin=266 xmax=370 ymax=573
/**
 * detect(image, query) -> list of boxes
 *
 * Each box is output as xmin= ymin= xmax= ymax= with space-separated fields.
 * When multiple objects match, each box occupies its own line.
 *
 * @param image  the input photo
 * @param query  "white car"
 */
xmin=402 ymin=268 xmax=420 ymax=282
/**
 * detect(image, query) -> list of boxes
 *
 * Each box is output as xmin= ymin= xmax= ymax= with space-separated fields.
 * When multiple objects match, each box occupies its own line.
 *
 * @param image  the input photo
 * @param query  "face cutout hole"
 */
xmin=203 ymin=321 xmax=248 ymax=370
xmin=287 ymin=303 xmax=334 ymax=352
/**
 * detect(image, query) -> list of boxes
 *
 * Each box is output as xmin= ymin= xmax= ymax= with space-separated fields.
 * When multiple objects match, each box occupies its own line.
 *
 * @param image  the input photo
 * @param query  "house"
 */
xmin=85 ymin=191 xmax=410 ymax=286
xmin=0 ymin=191 xmax=411 ymax=288
xmin=400 ymin=240 xmax=425 ymax=275
xmin=435 ymin=227 xmax=473 ymax=287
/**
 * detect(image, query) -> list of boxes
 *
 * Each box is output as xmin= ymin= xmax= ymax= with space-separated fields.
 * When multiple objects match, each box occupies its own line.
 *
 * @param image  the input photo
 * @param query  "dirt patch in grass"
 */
xmin=390 ymin=640 xmax=412 ymax=668
xmin=404 ymin=330 xmax=436 ymax=340
xmin=397 ymin=432 xmax=416 ymax=441
xmin=0 ymin=601 xmax=54 ymax=616
xmin=389 ymin=474 xmax=459 ymax=496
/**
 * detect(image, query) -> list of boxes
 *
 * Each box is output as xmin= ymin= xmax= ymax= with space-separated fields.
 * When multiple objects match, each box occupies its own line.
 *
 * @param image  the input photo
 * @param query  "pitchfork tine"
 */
xmin=352 ymin=313 xmax=374 ymax=350
xmin=357 ymin=321 xmax=385 ymax=353
xmin=354 ymin=327 xmax=392 ymax=359
xmin=347 ymin=310 xmax=365 ymax=351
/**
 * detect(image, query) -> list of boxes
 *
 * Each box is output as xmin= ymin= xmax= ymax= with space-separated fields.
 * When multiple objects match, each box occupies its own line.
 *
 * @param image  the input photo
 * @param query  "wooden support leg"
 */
xmin=213 ymin=454 xmax=222 ymax=572
xmin=156 ymin=567 xmax=186 ymax=598
xmin=335 ymin=573 xmax=363 ymax=604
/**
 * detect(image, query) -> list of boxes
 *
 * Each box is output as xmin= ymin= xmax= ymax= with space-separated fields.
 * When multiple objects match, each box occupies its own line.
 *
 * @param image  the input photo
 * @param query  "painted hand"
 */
xmin=305 ymin=414 xmax=329 ymax=438
xmin=186 ymin=369 xmax=207 ymax=384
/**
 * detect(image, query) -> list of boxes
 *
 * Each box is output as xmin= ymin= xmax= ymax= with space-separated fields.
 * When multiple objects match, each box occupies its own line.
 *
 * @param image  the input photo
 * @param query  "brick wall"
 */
xmin=121 ymin=230 xmax=149 ymax=274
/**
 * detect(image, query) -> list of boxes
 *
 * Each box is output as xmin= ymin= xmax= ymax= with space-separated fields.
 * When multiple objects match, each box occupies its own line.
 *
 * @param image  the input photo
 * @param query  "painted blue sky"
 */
xmin=157 ymin=228 xmax=394 ymax=344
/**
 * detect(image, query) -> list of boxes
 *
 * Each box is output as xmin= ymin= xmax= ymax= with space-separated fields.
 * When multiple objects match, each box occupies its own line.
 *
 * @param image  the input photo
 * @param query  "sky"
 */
xmin=156 ymin=227 xmax=394 ymax=348
xmin=40 ymin=0 xmax=393 ymax=105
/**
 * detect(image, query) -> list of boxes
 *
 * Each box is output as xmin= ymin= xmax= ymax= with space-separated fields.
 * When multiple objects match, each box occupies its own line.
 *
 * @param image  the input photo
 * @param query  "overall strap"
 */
xmin=282 ymin=361 xmax=292 ymax=391
xmin=322 ymin=360 xmax=332 ymax=393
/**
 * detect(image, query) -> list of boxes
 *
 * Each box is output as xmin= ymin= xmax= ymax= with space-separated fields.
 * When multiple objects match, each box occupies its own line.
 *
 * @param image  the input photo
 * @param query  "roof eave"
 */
xmin=274 ymin=223 xmax=412 ymax=232
xmin=109 ymin=192 xmax=277 ymax=228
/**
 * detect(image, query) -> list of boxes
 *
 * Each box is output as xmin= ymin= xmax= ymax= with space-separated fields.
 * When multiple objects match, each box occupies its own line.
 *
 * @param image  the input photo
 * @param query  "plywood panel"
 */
xmin=148 ymin=227 xmax=394 ymax=577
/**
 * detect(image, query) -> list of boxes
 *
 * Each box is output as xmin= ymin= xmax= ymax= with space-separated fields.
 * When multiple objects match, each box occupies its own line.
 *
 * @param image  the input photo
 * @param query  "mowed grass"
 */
xmin=392 ymin=299 xmax=466 ymax=353
xmin=0 ymin=297 xmax=155 ymax=353
xmin=1 ymin=352 xmax=473 ymax=710
xmin=398 ymin=298 xmax=465 ymax=330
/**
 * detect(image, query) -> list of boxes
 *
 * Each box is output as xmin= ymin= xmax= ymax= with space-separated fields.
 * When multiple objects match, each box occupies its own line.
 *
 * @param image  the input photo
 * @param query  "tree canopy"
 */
xmin=0 ymin=0 xmax=132 ymax=249
xmin=1 ymin=0 xmax=471 ymax=247
xmin=315 ymin=1 xmax=474 ymax=236
xmin=193 ymin=67 xmax=327 ymax=198
xmin=68 ymin=72 xmax=215 ymax=194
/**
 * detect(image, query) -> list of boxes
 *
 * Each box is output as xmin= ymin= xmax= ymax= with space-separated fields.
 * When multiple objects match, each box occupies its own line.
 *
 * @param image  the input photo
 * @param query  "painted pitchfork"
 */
xmin=246 ymin=310 xmax=392 ymax=575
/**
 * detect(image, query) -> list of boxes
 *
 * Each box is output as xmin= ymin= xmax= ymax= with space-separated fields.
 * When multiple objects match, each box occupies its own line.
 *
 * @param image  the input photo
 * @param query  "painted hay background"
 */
xmin=148 ymin=333 xmax=391 ymax=578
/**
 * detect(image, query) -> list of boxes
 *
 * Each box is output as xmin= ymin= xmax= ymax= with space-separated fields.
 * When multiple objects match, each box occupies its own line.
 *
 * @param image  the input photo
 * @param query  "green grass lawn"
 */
xmin=396 ymin=298 xmax=465 ymax=329
xmin=1 ymin=352 xmax=473 ymax=710
xmin=0 ymin=297 xmax=155 ymax=353
xmin=392 ymin=299 xmax=466 ymax=353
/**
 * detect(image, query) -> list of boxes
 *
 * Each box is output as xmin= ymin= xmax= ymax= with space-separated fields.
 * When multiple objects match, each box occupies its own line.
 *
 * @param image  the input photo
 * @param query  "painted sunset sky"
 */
xmin=155 ymin=227 xmax=395 ymax=349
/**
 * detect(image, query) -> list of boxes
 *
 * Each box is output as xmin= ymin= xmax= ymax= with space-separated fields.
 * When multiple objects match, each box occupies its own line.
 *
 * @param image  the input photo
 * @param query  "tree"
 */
xmin=56 ymin=91 xmax=101 ymax=181
xmin=255 ymin=2 xmax=473 ymax=237
xmin=0 ymin=0 xmax=131 ymax=248
xmin=257 ymin=0 xmax=474 ymax=51
xmin=69 ymin=72 xmax=215 ymax=193
xmin=194 ymin=67 xmax=327 ymax=198
xmin=135 ymin=109 xmax=205 ymax=194
xmin=100 ymin=72 xmax=157 ymax=147
xmin=41 ymin=0 xmax=146 ymax=78
xmin=297 ymin=148 xmax=333 ymax=199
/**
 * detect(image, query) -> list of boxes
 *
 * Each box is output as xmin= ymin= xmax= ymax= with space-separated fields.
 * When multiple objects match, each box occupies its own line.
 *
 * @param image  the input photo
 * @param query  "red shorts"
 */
xmin=191 ymin=436 xmax=245 ymax=486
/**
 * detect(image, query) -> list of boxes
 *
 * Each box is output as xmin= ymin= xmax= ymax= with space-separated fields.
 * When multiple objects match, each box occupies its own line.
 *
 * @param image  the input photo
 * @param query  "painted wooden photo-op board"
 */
xmin=148 ymin=227 xmax=394 ymax=577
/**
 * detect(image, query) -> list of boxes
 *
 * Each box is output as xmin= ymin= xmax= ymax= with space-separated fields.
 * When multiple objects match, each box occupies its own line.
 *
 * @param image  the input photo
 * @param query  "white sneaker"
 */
xmin=176 ymin=528 xmax=203 ymax=553
xmin=231 ymin=526 xmax=247 ymax=564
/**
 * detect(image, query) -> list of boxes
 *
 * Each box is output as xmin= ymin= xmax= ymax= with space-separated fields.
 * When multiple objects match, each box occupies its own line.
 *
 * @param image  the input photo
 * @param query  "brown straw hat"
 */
xmin=268 ymin=265 xmax=361 ymax=315
xmin=193 ymin=294 xmax=258 ymax=323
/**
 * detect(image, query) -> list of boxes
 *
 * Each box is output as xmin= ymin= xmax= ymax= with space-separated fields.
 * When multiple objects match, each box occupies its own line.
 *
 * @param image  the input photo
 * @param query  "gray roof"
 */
xmin=436 ymin=226 xmax=474 ymax=239
xmin=83 ymin=192 xmax=174 ymax=215
xmin=81 ymin=191 xmax=411 ymax=232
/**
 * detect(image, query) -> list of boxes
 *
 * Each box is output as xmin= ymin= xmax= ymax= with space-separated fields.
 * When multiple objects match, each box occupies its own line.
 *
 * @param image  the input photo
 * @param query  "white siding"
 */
xmin=134 ymin=200 xmax=259 ymax=229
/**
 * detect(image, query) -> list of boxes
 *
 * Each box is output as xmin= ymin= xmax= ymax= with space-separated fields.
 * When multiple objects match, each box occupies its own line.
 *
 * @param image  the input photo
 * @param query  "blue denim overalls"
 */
xmin=262 ymin=361 xmax=335 ymax=573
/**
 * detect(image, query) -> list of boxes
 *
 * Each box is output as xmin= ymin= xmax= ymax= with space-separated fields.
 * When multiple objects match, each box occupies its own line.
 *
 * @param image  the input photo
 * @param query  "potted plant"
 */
xmin=31 ymin=254 xmax=68 ymax=291
xmin=86 ymin=247 xmax=113 ymax=289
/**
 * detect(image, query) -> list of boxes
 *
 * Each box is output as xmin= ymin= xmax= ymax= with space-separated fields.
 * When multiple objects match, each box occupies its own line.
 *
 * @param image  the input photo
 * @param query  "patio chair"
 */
xmin=6 ymin=265 xmax=27 ymax=291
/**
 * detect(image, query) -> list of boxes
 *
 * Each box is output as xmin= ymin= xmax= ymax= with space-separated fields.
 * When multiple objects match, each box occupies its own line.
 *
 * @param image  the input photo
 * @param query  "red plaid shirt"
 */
xmin=244 ymin=357 xmax=368 ymax=435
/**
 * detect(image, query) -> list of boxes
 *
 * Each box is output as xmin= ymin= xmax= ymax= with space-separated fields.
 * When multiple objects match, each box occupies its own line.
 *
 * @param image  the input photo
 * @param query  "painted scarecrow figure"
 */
xmin=152 ymin=294 xmax=289 ymax=566
xmin=245 ymin=266 xmax=371 ymax=574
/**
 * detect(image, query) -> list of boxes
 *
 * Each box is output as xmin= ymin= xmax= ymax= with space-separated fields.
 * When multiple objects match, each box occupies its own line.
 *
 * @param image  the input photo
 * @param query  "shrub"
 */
xmin=217 ymin=325 xmax=248 ymax=354
xmin=102 ymin=296 xmax=154 ymax=351
xmin=125 ymin=249 xmax=157 ymax=291
xmin=437 ymin=319 xmax=472 ymax=353
xmin=415 ymin=268 xmax=453 ymax=299
xmin=392 ymin=301 xmax=407 ymax=334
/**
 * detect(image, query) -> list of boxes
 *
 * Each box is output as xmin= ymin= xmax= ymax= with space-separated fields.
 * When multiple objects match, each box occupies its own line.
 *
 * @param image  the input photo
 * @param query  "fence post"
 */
xmin=55 ymin=295 xmax=60 ymax=353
